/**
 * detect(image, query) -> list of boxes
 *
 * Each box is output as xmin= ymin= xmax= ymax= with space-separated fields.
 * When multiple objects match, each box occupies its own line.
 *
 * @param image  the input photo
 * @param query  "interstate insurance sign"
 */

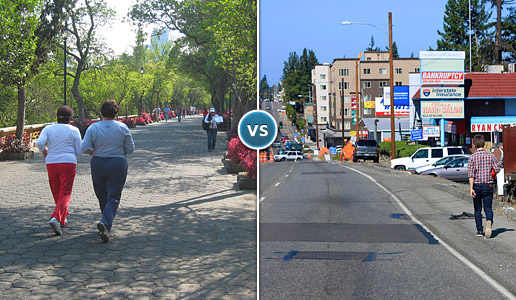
xmin=420 ymin=87 xmax=464 ymax=99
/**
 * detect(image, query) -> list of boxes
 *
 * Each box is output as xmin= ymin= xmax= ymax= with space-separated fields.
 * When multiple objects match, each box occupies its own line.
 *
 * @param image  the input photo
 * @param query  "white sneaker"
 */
xmin=97 ymin=222 xmax=110 ymax=242
xmin=485 ymin=220 xmax=492 ymax=238
xmin=49 ymin=217 xmax=62 ymax=236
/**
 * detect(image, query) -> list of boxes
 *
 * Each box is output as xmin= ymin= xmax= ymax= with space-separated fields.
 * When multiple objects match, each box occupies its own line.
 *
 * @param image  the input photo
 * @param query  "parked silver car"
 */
xmin=420 ymin=157 xmax=470 ymax=182
xmin=414 ymin=154 xmax=470 ymax=174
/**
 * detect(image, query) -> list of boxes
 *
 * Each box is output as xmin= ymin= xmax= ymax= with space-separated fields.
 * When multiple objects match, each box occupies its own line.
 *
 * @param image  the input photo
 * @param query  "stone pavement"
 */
xmin=0 ymin=116 xmax=256 ymax=299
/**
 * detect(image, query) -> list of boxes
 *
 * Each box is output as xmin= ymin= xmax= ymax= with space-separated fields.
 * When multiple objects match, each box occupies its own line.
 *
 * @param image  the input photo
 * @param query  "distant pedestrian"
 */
xmin=81 ymin=100 xmax=135 ymax=242
xmin=36 ymin=106 xmax=82 ymax=236
xmin=164 ymin=105 xmax=171 ymax=122
xmin=468 ymin=134 xmax=500 ymax=238
xmin=177 ymin=108 xmax=182 ymax=122
xmin=204 ymin=107 xmax=222 ymax=152
xmin=153 ymin=106 xmax=161 ymax=122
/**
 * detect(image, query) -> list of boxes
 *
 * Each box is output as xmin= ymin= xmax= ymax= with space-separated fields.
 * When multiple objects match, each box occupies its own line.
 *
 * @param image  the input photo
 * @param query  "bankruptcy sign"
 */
xmin=420 ymin=51 xmax=465 ymax=85
xmin=421 ymin=72 xmax=464 ymax=85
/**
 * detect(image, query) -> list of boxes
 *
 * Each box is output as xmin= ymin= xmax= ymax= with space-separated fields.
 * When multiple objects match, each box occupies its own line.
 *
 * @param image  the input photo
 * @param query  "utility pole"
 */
xmin=313 ymin=84 xmax=319 ymax=149
xmin=341 ymin=78 xmax=345 ymax=146
xmin=355 ymin=58 xmax=360 ymax=140
xmin=389 ymin=12 xmax=396 ymax=159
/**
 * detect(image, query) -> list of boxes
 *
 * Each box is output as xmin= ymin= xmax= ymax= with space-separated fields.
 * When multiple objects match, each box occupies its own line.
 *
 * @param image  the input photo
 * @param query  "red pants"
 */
xmin=46 ymin=163 xmax=76 ymax=225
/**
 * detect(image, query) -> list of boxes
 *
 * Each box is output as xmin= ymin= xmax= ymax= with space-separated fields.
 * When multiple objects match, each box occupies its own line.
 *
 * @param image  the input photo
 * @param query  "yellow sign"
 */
xmin=364 ymin=101 xmax=376 ymax=108
xmin=350 ymin=131 xmax=356 ymax=136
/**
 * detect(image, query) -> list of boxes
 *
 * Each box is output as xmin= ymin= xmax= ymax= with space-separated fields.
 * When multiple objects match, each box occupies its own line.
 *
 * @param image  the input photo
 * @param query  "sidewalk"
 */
xmin=0 ymin=116 xmax=256 ymax=299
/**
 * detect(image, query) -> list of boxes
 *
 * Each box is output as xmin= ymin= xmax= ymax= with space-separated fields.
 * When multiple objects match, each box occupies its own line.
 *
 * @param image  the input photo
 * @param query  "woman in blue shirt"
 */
xmin=81 ymin=100 xmax=135 ymax=242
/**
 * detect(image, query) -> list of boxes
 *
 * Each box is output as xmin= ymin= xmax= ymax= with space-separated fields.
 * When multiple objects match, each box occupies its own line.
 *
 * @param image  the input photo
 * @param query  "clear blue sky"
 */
xmin=259 ymin=0 xmax=514 ymax=85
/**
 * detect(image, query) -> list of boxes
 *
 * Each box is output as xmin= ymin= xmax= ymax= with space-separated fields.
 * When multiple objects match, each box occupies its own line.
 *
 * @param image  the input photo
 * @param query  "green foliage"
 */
xmin=259 ymin=75 xmax=269 ymax=98
xmin=502 ymin=7 xmax=516 ymax=62
xmin=379 ymin=141 xmax=429 ymax=158
xmin=366 ymin=35 xmax=380 ymax=51
xmin=437 ymin=0 xmax=491 ymax=71
xmin=0 ymin=0 xmax=39 ymax=86
xmin=281 ymin=48 xmax=318 ymax=102
xmin=286 ymin=104 xmax=296 ymax=119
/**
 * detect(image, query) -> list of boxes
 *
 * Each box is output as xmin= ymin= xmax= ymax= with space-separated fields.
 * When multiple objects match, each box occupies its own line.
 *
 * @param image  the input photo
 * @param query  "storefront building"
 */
xmin=413 ymin=72 xmax=516 ymax=147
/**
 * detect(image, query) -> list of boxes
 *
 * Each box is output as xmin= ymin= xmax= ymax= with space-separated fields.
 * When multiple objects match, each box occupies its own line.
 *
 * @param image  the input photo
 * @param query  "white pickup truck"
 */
xmin=390 ymin=146 xmax=470 ymax=171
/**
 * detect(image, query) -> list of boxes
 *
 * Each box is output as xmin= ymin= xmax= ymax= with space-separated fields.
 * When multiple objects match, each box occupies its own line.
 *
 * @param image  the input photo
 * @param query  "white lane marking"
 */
xmin=285 ymin=175 xmax=289 ymax=177
xmin=342 ymin=165 xmax=516 ymax=300
xmin=274 ymin=182 xmax=280 ymax=187
xmin=259 ymin=197 xmax=265 ymax=203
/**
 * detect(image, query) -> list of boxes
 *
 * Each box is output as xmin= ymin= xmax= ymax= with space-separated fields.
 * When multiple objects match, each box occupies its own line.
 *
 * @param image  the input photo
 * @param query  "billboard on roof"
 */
xmin=420 ymin=51 xmax=465 ymax=85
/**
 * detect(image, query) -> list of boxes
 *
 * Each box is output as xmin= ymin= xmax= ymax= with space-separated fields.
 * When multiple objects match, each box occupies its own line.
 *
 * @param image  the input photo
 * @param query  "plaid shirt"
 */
xmin=467 ymin=148 xmax=500 ymax=184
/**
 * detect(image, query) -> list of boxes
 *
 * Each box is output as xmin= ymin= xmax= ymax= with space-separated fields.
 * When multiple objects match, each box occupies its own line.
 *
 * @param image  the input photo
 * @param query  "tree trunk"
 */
xmin=71 ymin=61 xmax=86 ymax=123
xmin=495 ymin=0 xmax=502 ymax=63
xmin=15 ymin=83 xmax=27 ymax=140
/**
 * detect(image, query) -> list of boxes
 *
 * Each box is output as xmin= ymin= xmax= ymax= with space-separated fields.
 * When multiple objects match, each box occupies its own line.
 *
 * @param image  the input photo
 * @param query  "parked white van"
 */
xmin=390 ymin=146 xmax=470 ymax=171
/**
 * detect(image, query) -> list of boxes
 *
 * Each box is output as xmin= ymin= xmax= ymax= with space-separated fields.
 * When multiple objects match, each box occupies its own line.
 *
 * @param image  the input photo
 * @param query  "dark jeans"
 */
xmin=91 ymin=156 xmax=128 ymax=231
xmin=473 ymin=183 xmax=494 ymax=232
xmin=207 ymin=128 xmax=217 ymax=150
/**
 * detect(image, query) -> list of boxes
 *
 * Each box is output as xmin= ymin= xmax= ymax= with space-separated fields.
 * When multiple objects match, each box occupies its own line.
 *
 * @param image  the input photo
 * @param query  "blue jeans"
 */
xmin=207 ymin=128 xmax=217 ymax=150
xmin=91 ymin=156 xmax=128 ymax=231
xmin=473 ymin=183 xmax=494 ymax=232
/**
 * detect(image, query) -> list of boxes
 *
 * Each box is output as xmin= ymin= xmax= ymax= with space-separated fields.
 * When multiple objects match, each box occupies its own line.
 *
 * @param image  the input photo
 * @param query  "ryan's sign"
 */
xmin=471 ymin=122 xmax=516 ymax=132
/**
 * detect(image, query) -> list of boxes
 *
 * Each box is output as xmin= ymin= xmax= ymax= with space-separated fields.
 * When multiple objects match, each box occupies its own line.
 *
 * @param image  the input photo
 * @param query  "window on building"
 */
xmin=339 ymin=69 xmax=349 ymax=76
xmin=367 ymin=57 xmax=371 ymax=61
xmin=395 ymin=81 xmax=403 ymax=86
xmin=395 ymin=68 xmax=403 ymax=74
xmin=415 ymin=68 xmax=420 ymax=72
xmin=339 ymin=82 xmax=342 ymax=90
xmin=363 ymin=81 xmax=371 ymax=88
xmin=321 ymin=106 xmax=327 ymax=111
xmin=344 ymin=121 xmax=351 ymax=130
xmin=344 ymin=82 xmax=350 ymax=89
xmin=321 ymin=85 xmax=326 ymax=90
xmin=320 ymin=95 xmax=327 ymax=101
xmin=344 ymin=108 xmax=349 ymax=116
xmin=320 ymin=74 xmax=326 ymax=79
xmin=379 ymin=68 xmax=387 ymax=74
xmin=344 ymin=95 xmax=351 ymax=103
xmin=379 ymin=81 xmax=388 ymax=88
xmin=363 ymin=94 xmax=371 ymax=101
xmin=321 ymin=117 xmax=327 ymax=122
xmin=364 ymin=108 xmax=372 ymax=115
xmin=363 ymin=68 xmax=371 ymax=75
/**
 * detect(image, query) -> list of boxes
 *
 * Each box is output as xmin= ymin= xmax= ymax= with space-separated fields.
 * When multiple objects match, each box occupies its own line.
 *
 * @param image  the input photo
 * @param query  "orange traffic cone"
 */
xmin=269 ymin=152 xmax=274 ymax=162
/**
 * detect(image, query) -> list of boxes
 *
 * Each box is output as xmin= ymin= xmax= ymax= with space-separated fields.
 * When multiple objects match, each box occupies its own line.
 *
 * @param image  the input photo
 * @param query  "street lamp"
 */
xmin=342 ymin=12 xmax=396 ymax=158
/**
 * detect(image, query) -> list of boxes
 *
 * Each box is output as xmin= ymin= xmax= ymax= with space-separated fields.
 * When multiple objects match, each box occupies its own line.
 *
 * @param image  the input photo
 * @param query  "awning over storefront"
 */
xmin=470 ymin=116 xmax=516 ymax=132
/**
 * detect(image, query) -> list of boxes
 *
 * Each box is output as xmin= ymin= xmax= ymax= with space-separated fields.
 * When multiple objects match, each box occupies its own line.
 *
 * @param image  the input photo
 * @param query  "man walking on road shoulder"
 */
xmin=468 ymin=134 xmax=500 ymax=238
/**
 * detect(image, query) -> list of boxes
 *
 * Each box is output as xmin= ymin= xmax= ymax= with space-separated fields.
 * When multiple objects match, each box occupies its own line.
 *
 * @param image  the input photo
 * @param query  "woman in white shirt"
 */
xmin=36 ymin=106 xmax=82 ymax=236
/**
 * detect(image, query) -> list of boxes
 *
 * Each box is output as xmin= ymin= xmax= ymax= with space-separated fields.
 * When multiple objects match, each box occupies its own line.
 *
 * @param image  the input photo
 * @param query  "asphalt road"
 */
xmin=259 ymin=160 xmax=516 ymax=299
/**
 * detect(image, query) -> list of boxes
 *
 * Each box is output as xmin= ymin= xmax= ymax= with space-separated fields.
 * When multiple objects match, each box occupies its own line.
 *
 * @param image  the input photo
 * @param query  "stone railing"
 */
xmin=0 ymin=115 xmax=139 ymax=147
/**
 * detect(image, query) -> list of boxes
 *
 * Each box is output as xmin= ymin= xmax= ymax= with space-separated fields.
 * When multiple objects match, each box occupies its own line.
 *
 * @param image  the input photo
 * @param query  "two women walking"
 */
xmin=39 ymin=100 xmax=134 ymax=242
